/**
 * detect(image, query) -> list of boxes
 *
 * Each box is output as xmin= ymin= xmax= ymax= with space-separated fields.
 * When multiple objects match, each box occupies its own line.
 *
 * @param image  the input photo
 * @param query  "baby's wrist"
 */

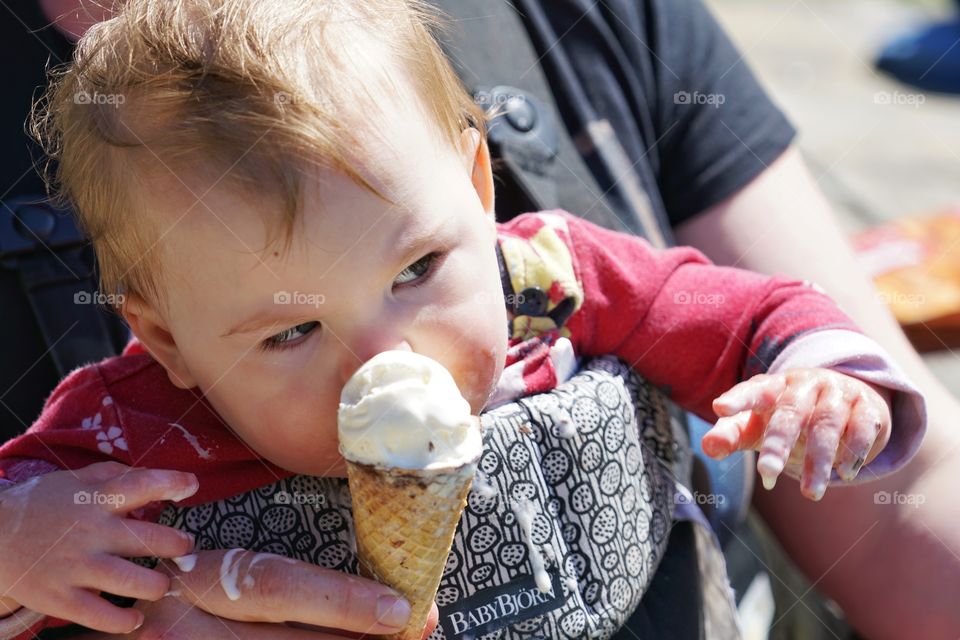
xmin=862 ymin=379 xmax=893 ymax=405
xmin=850 ymin=380 xmax=893 ymax=468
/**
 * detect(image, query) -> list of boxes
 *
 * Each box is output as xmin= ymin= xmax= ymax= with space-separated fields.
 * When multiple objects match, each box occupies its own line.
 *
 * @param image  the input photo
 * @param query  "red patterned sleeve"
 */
xmin=558 ymin=211 xmax=861 ymax=421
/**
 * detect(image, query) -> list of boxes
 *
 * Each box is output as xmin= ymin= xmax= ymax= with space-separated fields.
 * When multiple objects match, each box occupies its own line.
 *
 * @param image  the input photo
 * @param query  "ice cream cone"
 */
xmin=337 ymin=351 xmax=484 ymax=640
xmin=347 ymin=456 xmax=477 ymax=640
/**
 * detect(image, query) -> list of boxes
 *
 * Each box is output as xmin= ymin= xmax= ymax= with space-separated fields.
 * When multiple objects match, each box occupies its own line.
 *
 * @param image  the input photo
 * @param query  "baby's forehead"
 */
xmin=130 ymin=67 xmax=467 ymax=293
xmin=137 ymin=135 xmax=474 ymax=327
xmin=141 ymin=142 xmax=448 ymax=269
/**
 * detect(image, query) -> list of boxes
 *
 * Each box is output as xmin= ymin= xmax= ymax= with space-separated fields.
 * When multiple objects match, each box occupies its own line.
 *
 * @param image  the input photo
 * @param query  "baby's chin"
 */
xmin=265 ymin=446 xmax=349 ymax=478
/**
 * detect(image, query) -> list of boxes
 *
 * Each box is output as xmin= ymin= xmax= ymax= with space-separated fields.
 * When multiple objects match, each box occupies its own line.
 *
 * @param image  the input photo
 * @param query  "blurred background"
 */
xmin=0 ymin=2 xmax=954 ymax=638
xmin=700 ymin=2 xmax=960 ymax=638
xmin=708 ymin=0 xmax=960 ymax=398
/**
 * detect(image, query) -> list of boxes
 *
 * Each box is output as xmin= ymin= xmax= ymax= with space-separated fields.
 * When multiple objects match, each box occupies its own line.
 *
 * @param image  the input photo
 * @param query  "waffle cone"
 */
xmin=346 ymin=458 xmax=476 ymax=640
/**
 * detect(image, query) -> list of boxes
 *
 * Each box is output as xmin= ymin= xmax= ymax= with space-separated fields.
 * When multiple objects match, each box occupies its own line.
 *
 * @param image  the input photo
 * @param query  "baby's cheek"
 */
xmin=458 ymin=343 xmax=503 ymax=413
xmin=226 ymin=382 xmax=332 ymax=459
xmin=452 ymin=316 xmax=506 ymax=412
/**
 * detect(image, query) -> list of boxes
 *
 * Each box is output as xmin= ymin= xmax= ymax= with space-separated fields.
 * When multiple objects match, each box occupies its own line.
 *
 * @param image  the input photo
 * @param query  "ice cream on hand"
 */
xmin=339 ymin=351 xmax=482 ymax=640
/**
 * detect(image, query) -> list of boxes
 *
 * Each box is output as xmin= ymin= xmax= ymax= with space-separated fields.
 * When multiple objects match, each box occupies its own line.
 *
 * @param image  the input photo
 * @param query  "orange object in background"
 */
xmin=853 ymin=208 xmax=960 ymax=352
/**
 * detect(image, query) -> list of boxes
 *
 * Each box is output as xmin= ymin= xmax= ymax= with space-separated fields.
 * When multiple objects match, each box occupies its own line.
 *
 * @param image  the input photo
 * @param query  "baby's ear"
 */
xmin=460 ymin=127 xmax=495 ymax=219
xmin=121 ymin=292 xmax=198 ymax=390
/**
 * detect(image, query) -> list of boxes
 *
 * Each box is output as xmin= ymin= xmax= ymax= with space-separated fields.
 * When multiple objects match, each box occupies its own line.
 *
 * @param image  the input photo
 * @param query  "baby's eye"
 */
xmin=394 ymin=252 xmax=440 ymax=287
xmin=260 ymin=321 xmax=320 ymax=352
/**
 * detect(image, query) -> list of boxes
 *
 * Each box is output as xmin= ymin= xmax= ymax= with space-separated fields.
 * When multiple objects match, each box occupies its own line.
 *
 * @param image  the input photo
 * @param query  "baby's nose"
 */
xmin=339 ymin=339 xmax=412 ymax=384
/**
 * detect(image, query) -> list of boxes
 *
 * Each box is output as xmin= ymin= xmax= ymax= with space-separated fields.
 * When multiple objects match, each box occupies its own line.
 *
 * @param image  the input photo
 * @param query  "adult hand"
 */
xmin=83 ymin=548 xmax=438 ymax=639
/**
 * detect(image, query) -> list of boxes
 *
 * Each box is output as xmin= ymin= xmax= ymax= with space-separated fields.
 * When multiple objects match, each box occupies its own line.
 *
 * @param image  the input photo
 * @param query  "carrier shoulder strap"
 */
xmin=428 ymin=0 xmax=667 ymax=248
xmin=0 ymin=197 xmax=125 ymax=377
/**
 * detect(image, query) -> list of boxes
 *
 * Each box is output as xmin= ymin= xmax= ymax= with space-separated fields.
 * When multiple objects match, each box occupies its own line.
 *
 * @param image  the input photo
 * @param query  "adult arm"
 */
xmin=676 ymin=145 xmax=960 ymax=640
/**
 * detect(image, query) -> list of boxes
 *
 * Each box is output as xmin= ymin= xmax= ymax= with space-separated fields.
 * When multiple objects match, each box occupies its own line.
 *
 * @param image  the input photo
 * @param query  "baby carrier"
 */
xmin=0 ymin=1 xmax=756 ymax=637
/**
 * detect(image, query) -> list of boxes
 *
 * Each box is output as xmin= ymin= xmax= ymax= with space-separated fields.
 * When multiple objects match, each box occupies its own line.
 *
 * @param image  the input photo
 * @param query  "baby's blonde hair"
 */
xmin=31 ymin=0 xmax=486 ymax=309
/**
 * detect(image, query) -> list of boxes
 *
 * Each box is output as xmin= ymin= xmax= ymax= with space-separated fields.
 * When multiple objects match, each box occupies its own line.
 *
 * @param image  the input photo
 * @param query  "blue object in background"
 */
xmin=687 ymin=413 xmax=754 ymax=549
xmin=877 ymin=19 xmax=960 ymax=94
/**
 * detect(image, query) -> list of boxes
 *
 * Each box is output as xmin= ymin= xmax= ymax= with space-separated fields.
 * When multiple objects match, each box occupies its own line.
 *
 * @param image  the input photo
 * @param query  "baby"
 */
xmin=0 ymin=0 xmax=925 ymax=637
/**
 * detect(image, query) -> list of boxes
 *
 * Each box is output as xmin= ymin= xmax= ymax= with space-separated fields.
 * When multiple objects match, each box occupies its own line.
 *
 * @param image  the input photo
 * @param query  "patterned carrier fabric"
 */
xmin=156 ymin=356 xmax=679 ymax=640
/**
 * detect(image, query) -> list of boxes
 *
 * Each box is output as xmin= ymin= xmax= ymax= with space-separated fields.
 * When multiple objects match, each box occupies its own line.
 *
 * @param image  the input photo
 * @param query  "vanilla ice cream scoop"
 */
xmin=338 ymin=351 xmax=482 ymax=470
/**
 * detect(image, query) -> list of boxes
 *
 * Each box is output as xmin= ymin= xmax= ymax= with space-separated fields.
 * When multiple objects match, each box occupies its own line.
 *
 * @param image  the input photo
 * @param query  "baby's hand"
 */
xmin=0 ymin=461 xmax=199 ymax=633
xmin=703 ymin=368 xmax=892 ymax=501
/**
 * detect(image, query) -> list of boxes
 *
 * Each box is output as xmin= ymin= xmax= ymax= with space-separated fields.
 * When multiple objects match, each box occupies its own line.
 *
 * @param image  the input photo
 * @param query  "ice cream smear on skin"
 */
xmin=338 ymin=350 xmax=482 ymax=470
xmin=172 ymin=554 xmax=197 ymax=573
xmin=218 ymin=550 xmax=298 ymax=601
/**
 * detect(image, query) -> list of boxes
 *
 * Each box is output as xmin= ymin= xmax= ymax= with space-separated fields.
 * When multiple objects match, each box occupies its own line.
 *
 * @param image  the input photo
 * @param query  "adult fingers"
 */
xmin=296 ymin=600 xmax=439 ymax=639
xmin=164 ymin=549 xmax=412 ymax=636
xmin=98 ymin=468 xmax=199 ymax=513
xmin=756 ymin=374 xmax=819 ymax=490
xmin=100 ymin=596 xmax=348 ymax=640
xmin=51 ymin=588 xmax=144 ymax=635
xmin=801 ymin=384 xmax=850 ymax=501
xmin=423 ymin=601 xmax=439 ymax=639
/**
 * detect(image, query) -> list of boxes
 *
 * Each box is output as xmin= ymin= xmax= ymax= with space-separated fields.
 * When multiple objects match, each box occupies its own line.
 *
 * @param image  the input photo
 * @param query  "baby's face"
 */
xmin=127 ymin=106 xmax=507 ymax=477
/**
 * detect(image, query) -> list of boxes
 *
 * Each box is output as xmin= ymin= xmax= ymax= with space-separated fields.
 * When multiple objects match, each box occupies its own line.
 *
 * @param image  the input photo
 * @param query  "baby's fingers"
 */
xmin=83 ymin=555 xmax=171 ymax=602
xmin=800 ymin=385 xmax=850 ymax=501
xmin=835 ymin=400 xmax=885 ymax=482
xmin=713 ymin=374 xmax=786 ymax=417
xmin=110 ymin=519 xmax=196 ymax=559
xmin=702 ymin=411 xmax=766 ymax=459
xmin=757 ymin=376 xmax=818 ymax=491
xmin=99 ymin=468 xmax=199 ymax=513
xmin=72 ymin=461 xmax=133 ymax=484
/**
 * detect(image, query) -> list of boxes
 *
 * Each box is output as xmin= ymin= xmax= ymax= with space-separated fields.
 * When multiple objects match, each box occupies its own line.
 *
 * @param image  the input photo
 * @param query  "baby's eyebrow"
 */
xmin=390 ymin=216 xmax=446 ymax=267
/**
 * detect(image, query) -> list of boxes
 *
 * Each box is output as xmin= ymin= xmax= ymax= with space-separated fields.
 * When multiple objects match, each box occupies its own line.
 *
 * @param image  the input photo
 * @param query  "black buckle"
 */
xmin=475 ymin=85 xmax=560 ymax=176
xmin=0 ymin=196 xmax=88 ymax=268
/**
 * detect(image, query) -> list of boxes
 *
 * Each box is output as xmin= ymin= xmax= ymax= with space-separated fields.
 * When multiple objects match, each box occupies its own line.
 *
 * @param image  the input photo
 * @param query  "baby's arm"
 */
xmin=0 ymin=462 xmax=198 ymax=635
xmin=547 ymin=211 xmax=925 ymax=484
xmin=703 ymin=368 xmax=891 ymax=501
